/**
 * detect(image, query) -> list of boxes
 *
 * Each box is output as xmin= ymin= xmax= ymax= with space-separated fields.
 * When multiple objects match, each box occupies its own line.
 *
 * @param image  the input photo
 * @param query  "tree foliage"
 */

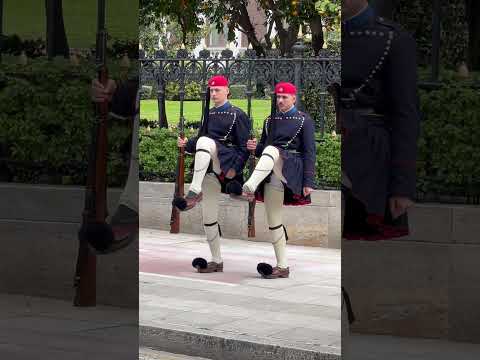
xmin=140 ymin=0 xmax=341 ymax=56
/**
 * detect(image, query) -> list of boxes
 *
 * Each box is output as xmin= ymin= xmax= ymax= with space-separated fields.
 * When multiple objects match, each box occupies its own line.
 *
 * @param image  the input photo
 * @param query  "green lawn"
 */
xmin=4 ymin=0 xmax=137 ymax=47
xmin=141 ymin=99 xmax=271 ymax=129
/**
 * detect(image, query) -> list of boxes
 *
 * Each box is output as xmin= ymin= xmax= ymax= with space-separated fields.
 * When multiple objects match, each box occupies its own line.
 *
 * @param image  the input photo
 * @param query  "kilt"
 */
xmin=255 ymin=149 xmax=311 ymax=206
xmin=341 ymin=109 xmax=410 ymax=240
xmin=189 ymin=141 xmax=246 ymax=195
xmin=216 ymin=141 xmax=246 ymax=175
xmin=342 ymin=186 xmax=409 ymax=240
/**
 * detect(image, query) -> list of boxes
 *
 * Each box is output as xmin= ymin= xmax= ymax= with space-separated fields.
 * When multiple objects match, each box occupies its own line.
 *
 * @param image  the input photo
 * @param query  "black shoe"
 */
xmin=173 ymin=191 xmax=203 ymax=211
xmin=85 ymin=204 xmax=138 ymax=255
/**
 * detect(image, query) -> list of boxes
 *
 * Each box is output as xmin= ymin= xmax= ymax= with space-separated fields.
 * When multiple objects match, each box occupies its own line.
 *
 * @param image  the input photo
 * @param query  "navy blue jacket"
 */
xmin=186 ymin=102 xmax=251 ymax=174
xmin=256 ymin=106 xmax=316 ymax=189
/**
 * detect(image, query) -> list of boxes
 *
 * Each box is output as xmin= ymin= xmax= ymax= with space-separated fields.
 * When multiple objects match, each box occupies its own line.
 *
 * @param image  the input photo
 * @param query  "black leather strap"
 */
xmin=269 ymin=224 xmax=283 ymax=231
xmin=262 ymin=153 xmax=275 ymax=162
xmin=196 ymin=148 xmax=210 ymax=155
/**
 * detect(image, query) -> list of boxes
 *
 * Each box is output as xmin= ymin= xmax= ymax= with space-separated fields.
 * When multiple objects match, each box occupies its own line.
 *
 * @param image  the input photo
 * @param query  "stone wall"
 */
xmin=139 ymin=181 xmax=341 ymax=249
xmin=0 ymin=183 xmax=138 ymax=308
xmin=343 ymin=203 xmax=480 ymax=343
xmin=3 ymin=181 xmax=479 ymax=342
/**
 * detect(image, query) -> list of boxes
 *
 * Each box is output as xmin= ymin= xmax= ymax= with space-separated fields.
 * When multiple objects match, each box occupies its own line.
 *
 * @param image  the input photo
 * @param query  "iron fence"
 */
xmin=139 ymin=44 xmax=341 ymax=135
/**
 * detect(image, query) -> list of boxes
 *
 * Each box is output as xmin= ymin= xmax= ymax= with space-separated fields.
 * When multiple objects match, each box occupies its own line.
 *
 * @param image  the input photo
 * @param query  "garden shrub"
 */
xmin=0 ymin=56 xmax=132 ymax=186
xmin=417 ymin=82 xmax=480 ymax=198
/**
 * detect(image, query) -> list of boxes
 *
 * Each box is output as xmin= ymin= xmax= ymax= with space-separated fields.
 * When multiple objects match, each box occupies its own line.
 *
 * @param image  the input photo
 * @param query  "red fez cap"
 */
xmin=208 ymin=75 xmax=229 ymax=87
xmin=274 ymin=82 xmax=296 ymax=95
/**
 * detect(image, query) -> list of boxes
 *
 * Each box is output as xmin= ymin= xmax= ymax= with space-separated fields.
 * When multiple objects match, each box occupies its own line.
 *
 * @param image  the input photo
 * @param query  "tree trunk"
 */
xmin=466 ymin=0 xmax=480 ymax=70
xmin=310 ymin=14 xmax=324 ymax=56
xmin=159 ymin=94 xmax=168 ymax=128
xmin=233 ymin=2 xmax=266 ymax=56
xmin=45 ymin=0 xmax=69 ymax=58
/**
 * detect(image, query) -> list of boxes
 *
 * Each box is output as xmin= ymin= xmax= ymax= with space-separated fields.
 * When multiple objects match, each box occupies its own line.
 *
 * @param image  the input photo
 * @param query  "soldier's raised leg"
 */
xmin=174 ymin=136 xmax=221 ymax=211
xmin=242 ymin=145 xmax=286 ymax=197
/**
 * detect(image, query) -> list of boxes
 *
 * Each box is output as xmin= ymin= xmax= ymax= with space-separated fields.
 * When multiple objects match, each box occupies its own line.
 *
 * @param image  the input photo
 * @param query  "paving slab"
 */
xmin=139 ymin=229 xmax=341 ymax=360
xmin=140 ymin=348 xmax=212 ymax=359
xmin=346 ymin=333 xmax=480 ymax=359
xmin=0 ymin=293 xmax=138 ymax=360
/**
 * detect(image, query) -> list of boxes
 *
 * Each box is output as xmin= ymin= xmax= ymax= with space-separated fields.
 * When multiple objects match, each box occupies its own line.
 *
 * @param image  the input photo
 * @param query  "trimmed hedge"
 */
xmin=0 ymin=56 xmax=135 ymax=186
xmin=139 ymin=126 xmax=341 ymax=188
xmin=316 ymin=133 xmax=341 ymax=188
xmin=139 ymin=126 xmax=195 ymax=183
xmin=303 ymin=84 xmax=336 ymax=133
xmin=417 ymin=82 xmax=480 ymax=198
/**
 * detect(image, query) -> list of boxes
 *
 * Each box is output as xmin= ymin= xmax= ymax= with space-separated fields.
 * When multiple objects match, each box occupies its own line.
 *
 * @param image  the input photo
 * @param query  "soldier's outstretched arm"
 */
xmin=386 ymin=30 xmax=420 ymax=200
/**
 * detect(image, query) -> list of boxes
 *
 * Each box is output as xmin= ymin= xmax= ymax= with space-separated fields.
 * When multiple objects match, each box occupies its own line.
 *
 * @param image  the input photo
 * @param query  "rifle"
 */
xmin=74 ymin=0 xmax=109 ymax=306
xmin=170 ymin=116 xmax=185 ymax=233
xmin=267 ymin=88 xmax=277 ymax=146
xmin=198 ymin=87 xmax=210 ymax=137
xmin=246 ymin=65 xmax=256 ymax=237
xmin=170 ymin=87 xmax=210 ymax=233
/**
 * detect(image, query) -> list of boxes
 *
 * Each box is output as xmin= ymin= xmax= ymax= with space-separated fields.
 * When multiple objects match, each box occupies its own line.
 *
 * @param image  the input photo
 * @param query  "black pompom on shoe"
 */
xmin=192 ymin=257 xmax=208 ymax=270
xmin=225 ymin=179 xmax=243 ymax=196
xmin=257 ymin=262 xmax=273 ymax=277
xmin=172 ymin=196 xmax=187 ymax=211
xmin=79 ymin=222 xmax=115 ymax=253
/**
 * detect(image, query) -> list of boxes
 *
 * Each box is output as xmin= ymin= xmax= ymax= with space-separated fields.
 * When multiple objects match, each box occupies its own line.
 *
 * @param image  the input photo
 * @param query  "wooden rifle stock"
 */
xmin=267 ymin=92 xmax=277 ymax=145
xmin=170 ymin=87 xmax=210 ymax=233
xmin=74 ymin=0 xmax=109 ymax=306
xmin=170 ymin=136 xmax=184 ymax=233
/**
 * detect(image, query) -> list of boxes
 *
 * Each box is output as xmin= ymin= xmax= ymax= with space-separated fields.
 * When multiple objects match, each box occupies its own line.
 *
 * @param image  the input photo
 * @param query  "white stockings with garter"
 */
xmin=264 ymin=175 xmax=287 ymax=268
xmin=202 ymin=173 xmax=222 ymax=263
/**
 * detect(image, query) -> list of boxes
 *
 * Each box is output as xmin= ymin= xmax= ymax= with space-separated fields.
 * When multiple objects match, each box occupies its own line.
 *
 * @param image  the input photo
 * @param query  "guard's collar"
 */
xmin=280 ymin=105 xmax=297 ymax=116
xmin=343 ymin=5 xmax=374 ymax=31
xmin=213 ymin=101 xmax=231 ymax=112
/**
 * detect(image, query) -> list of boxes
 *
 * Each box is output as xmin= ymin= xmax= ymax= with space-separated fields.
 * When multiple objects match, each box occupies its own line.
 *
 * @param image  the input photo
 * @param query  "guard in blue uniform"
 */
xmin=338 ymin=1 xmax=420 ymax=355
xmin=339 ymin=2 xmax=420 ymax=241
xmin=243 ymin=82 xmax=316 ymax=279
xmin=175 ymin=75 xmax=251 ymax=273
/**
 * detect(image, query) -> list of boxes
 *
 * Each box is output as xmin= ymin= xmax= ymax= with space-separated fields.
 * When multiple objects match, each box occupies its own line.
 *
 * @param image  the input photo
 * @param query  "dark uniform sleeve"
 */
xmin=110 ymin=79 xmax=138 ymax=120
xmin=385 ymin=30 xmax=420 ymax=199
xmin=301 ymin=115 xmax=316 ymax=189
xmin=255 ymin=118 xmax=268 ymax=158
xmin=231 ymin=110 xmax=251 ymax=173
xmin=185 ymin=136 xmax=198 ymax=154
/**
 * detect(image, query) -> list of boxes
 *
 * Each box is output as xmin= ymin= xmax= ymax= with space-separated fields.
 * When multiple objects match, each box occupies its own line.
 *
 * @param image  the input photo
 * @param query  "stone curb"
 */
xmin=140 ymin=325 xmax=340 ymax=360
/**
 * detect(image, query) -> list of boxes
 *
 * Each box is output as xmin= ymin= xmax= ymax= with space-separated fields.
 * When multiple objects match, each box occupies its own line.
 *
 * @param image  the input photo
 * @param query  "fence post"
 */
xmin=292 ymin=40 xmax=306 ymax=111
